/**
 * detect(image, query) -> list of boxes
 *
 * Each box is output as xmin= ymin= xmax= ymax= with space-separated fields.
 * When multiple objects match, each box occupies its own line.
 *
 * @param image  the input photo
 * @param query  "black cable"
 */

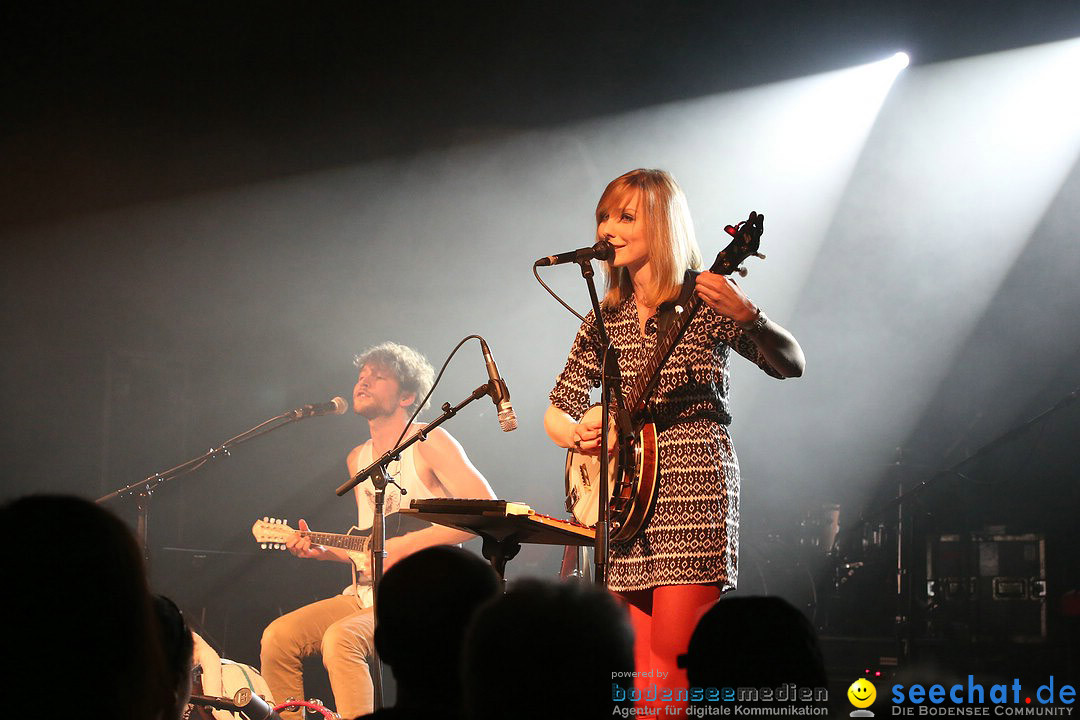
xmin=533 ymin=263 xmax=588 ymax=323
xmin=392 ymin=334 xmax=484 ymax=451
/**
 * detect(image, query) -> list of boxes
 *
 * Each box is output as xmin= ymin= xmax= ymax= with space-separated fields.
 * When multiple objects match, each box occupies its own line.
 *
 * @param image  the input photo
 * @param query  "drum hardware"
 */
xmin=846 ymin=390 xmax=1078 ymax=654
xmin=764 ymin=501 xmax=903 ymax=634
xmin=734 ymin=535 xmax=820 ymax=624
xmin=797 ymin=503 xmax=841 ymax=555
xmin=833 ymin=560 xmax=866 ymax=590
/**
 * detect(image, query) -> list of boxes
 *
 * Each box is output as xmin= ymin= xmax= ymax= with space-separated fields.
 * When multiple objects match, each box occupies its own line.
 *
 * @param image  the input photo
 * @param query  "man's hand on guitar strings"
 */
xmin=286 ymin=518 xmax=329 ymax=560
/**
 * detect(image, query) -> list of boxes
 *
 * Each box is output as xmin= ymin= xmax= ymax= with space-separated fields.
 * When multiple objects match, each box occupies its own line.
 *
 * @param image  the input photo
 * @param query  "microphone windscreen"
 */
xmin=498 ymin=408 xmax=518 ymax=432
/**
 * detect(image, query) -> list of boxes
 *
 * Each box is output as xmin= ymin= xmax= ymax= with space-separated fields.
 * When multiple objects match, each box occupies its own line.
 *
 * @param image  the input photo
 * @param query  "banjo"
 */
xmin=563 ymin=211 xmax=765 ymax=542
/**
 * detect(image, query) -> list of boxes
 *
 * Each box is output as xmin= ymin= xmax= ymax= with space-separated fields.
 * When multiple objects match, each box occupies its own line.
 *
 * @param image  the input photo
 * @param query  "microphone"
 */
xmin=189 ymin=691 xmax=284 ymax=720
xmin=534 ymin=240 xmax=614 ymax=267
xmin=288 ymin=397 xmax=347 ymax=420
xmin=479 ymin=339 xmax=518 ymax=432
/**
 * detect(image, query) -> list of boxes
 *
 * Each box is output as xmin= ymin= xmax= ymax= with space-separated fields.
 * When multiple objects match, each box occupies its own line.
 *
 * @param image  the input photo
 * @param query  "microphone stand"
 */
xmin=334 ymin=381 xmax=496 ymax=709
xmin=365 ymin=461 xmax=396 ymax=710
xmin=576 ymin=258 xmax=630 ymax=587
xmin=97 ymin=409 xmax=312 ymax=565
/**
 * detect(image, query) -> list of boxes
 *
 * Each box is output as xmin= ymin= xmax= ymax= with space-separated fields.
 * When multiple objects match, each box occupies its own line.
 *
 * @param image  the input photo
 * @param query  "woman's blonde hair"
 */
xmin=596 ymin=168 xmax=702 ymax=309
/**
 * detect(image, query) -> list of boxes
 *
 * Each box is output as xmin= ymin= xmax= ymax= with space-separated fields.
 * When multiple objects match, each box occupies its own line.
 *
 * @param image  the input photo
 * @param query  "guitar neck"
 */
xmin=306 ymin=531 xmax=369 ymax=552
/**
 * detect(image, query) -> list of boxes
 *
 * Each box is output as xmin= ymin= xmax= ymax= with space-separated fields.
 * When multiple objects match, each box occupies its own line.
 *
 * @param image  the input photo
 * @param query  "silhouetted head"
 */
xmin=679 ymin=595 xmax=828 ymax=692
xmin=374 ymin=545 xmax=499 ymax=707
xmin=1 ymin=494 xmax=172 ymax=720
xmin=154 ymin=594 xmax=195 ymax=720
xmin=463 ymin=578 xmax=634 ymax=720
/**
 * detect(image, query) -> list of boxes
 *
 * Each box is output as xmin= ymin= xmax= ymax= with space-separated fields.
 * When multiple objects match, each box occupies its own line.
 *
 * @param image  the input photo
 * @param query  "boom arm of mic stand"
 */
xmin=96 ymin=411 xmax=303 ymax=563
xmin=97 ymin=412 xmax=300 ymax=504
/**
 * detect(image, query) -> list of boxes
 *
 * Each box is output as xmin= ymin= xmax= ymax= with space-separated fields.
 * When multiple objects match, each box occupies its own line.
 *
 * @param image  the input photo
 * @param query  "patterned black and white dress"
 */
xmin=550 ymin=293 xmax=782 ymax=593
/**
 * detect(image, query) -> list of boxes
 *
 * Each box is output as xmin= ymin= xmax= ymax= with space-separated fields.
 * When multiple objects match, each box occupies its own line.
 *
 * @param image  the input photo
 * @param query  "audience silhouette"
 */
xmin=1 ymin=494 xmax=174 ymax=720
xmin=153 ymin=594 xmax=195 ymax=720
xmin=679 ymin=596 xmax=829 ymax=711
xmin=462 ymin=578 xmax=635 ymax=720
xmin=354 ymin=545 xmax=500 ymax=720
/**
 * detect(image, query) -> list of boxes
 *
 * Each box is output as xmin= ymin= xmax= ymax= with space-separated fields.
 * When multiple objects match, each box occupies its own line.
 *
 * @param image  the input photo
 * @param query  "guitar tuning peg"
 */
xmin=260 ymin=543 xmax=267 ymax=549
xmin=736 ymin=266 xmax=749 ymax=277
xmin=263 ymin=516 xmax=268 ymax=521
xmin=753 ymin=252 xmax=766 ymax=260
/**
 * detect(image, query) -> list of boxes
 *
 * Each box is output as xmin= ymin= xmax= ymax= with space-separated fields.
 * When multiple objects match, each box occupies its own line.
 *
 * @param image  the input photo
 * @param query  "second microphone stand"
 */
xmin=96 ymin=407 xmax=318 ymax=565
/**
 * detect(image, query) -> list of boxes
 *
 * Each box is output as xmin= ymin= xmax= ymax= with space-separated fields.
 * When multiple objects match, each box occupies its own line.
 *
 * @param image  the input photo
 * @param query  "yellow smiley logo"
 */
xmin=847 ymin=678 xmax=876 ymax=709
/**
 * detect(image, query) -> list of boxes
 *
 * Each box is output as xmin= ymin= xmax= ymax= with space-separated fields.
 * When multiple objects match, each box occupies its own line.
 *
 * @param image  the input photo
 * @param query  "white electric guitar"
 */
xmin=251 ymin=517 xmax=374 ymax=605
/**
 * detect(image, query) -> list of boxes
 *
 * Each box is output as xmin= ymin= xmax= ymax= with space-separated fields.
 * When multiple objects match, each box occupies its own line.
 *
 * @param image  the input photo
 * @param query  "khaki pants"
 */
xmin=260 ymin=594 xmax=374 ymax=720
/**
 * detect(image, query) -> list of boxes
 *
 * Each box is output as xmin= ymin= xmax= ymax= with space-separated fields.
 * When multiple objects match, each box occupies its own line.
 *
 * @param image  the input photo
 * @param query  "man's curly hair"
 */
xmin=354 ymin=342 xmax=435 ymax=413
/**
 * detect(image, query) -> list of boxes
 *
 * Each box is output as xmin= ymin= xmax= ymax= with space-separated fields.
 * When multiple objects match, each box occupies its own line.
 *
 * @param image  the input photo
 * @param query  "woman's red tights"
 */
xmin=621 ymin=584 xmax=721 ymax=717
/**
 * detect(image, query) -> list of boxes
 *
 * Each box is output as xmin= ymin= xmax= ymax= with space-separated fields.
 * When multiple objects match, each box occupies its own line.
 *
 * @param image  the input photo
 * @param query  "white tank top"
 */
xmin=351 ymin=439 xmax=449 ymax=531
xmin=341 ymin=438 xmax=451 ymax=603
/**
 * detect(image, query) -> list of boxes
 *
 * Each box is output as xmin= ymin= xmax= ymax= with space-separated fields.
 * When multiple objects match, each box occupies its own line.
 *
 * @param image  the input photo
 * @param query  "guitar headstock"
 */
xmin=252 ymin=517 xmax=295 ymax=550
xmin=710 ymin=211 xmax=765 ymax=277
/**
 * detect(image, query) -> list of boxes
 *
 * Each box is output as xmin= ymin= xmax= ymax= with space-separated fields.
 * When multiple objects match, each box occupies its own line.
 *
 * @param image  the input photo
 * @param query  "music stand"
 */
xmin=401 ymin=500 xmax=595 ymax=581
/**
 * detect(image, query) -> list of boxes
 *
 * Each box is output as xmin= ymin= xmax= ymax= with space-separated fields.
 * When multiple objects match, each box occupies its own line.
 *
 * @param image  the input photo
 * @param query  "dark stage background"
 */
xmin=3 ymin=0 xmax=1079 ymax=704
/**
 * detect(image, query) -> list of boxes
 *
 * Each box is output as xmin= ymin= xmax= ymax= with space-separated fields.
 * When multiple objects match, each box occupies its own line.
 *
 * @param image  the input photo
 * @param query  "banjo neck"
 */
xmin=626 ymin=292 xmax=703 ymax=419
xmin=625 ymin=212 xmax=763 ymax=418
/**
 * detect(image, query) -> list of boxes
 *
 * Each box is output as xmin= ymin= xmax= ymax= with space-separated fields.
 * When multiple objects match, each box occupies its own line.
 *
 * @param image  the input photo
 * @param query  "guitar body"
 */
xmin=562 ymin=211 xmax=765 ymax=544
xmin=564 ymin=418 xmax=657 ymax=542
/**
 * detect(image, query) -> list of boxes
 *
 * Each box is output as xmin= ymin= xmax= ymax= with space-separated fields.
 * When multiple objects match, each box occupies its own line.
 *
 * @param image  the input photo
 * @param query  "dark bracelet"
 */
xmin=738 ymin=307 xmax=768 ymax=334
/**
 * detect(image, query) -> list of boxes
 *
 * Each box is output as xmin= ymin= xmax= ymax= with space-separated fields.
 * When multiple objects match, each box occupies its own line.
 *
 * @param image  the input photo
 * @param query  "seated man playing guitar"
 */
xmin=544 ymin=169 xmax=805 ymax=713
xmin=260 ymin=341 xmax=495 ymax=720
